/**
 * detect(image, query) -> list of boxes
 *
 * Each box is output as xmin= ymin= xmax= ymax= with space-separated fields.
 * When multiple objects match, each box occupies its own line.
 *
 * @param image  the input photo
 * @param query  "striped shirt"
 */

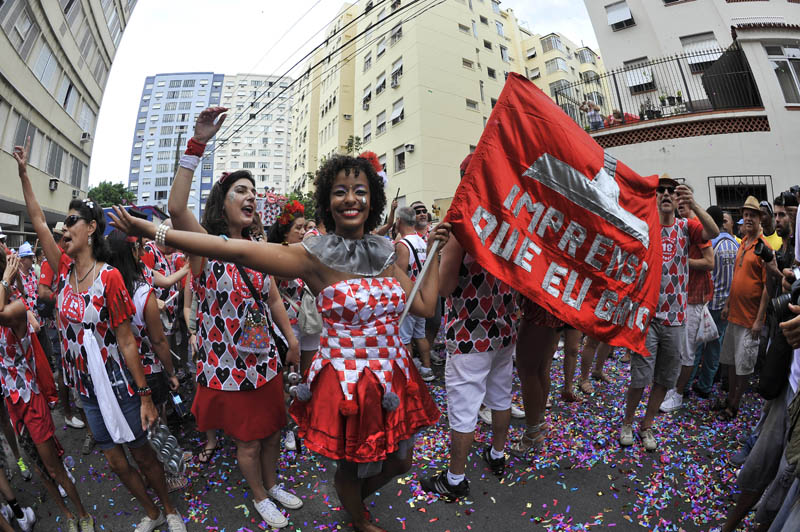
xmin=709 ymin=232 xmax=739 ymax=311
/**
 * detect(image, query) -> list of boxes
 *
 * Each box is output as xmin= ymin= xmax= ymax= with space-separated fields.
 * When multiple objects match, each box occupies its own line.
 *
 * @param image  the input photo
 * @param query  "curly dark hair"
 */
xmin=200 ymin=170 xmax=258 ymax=237
xmin=68 ymin=198 xmax=111 ymax=262
xmin=313 ymin=155 xmax=386 ymax=234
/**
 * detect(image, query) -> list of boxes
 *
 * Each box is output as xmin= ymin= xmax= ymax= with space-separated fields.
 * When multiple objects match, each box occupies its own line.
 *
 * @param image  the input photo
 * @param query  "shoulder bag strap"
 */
xmin=402 ymin=237 xmax=423 ymax=273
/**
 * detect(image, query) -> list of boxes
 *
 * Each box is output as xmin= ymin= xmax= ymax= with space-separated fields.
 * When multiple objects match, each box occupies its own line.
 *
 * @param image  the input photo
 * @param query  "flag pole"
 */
xmin=398 ymin=239 xmax=442 ymax=327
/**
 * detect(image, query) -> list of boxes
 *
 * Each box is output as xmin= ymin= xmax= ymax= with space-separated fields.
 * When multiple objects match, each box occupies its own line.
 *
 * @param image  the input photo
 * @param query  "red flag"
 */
xmin=445 ymin=74 xmax=661 ymax=355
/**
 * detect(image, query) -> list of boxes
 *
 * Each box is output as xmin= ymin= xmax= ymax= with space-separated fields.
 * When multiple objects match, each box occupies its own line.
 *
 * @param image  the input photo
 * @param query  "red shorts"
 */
xmin=191 ymin=376 xmax=286 ymax=442
xmin=6 ymin=392 xmax=56 ymax=445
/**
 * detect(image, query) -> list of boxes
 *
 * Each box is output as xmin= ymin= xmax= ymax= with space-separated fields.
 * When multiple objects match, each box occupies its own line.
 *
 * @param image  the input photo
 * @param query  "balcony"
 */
xmin=553 ymin=44 xmax=764 ymax=148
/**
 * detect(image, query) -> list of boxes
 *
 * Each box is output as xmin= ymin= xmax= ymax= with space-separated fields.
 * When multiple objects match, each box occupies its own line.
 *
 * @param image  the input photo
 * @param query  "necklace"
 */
xmin=74 ymin=260 xmax=97 ymax=289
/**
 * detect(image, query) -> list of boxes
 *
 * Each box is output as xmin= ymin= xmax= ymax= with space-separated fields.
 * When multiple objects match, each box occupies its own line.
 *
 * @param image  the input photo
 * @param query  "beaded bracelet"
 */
xmin=155 ymin=223 xmax=170 ymax=248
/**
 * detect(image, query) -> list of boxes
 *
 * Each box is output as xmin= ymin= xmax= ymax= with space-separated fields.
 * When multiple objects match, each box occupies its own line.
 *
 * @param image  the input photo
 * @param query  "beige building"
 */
xmin=290 ymin=0 xmax=604 ymax=214
xmin=0 ymin=0 xmax=136 ymax=245
xmin=215 ymin=73 xmax=294 ymax=194
xmin=581 ymin=0 xmax=800 ymax=210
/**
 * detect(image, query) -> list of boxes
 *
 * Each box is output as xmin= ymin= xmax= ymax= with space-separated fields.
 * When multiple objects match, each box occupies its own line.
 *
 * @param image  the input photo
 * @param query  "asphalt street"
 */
xmin=3 ymin=347 xmax=758 ymax=531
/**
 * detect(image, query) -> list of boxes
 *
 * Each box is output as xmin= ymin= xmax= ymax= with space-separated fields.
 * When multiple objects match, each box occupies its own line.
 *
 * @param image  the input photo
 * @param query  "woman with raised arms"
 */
xmin=110 ymin=107 xmax=449 ymax=532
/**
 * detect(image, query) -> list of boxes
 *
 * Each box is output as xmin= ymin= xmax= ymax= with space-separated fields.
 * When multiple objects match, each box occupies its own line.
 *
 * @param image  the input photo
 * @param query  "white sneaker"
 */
xmin=510 ymin=405 xmax=525 ymax=419
xmin=134 ymin=512 xmax=165 ymax=532
xmin=418 ymin=366 xmax=435 ymax=382
xmin=639 ymin=427 xmax=658 ymax=451
xmin=284 ymin=431 xmax=296 ymax=451
xmin=659 ymin=390 xmax=683 ymax=413
xmin=619 ymin=424 xmax=634 ymax=447
xmin=254 ymin=497 xmax=288 ymax=528
xmin=268 ymin=483 xmax=303 ymax=509
xmin=16 ymin=507 xmax=36 ymax=532
xmin=165 ymin=512 xmax=187 ymax=532
xmin=65 ymin=415 xmax=85 ymax=429
xmin=478 ymin=405 xmax=492 ymax=425
xmin=413 ymin=358 xmax=423 ymax=369
xmin=430 ymin=351 xmax=445 ymax=366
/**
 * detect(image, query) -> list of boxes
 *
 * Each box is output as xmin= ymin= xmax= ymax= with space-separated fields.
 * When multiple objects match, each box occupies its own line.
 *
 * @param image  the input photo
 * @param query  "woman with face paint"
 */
xmin=12 ymin=142 xmax=186 ymax=531
xmin=111 ymin=107 xmax=451 ymax=532
xmin=122 ymin=107 xmax=303 ymax=530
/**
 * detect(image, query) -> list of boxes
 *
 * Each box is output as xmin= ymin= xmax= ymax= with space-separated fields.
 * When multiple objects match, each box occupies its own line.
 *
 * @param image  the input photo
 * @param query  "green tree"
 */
xmin=88 ymin=181 xmax=136 ymax=207
xmin=345 ymin=135 xmax=363 ymax=155
xmin=288 ymin=191 xmax=316 ymax=223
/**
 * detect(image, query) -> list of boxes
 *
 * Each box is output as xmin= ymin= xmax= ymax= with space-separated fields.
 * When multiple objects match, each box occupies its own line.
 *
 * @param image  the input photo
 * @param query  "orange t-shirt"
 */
xmin=727 ymin=234 xmax=767 ymax=328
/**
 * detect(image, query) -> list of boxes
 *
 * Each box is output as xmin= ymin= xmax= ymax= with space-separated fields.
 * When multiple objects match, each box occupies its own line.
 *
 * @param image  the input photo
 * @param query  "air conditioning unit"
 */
xmin=71 ymin=189 xmax=81 ymax=199
xmin=343 ymin=114 xmax=352 ymax=120
xmin=391 ymin=78 xmax=399 ymax=88
xmin=362 ymin=102 xmax=370 ymax=110
xmin=48 ymin=178 xmax=59 ymax=191
xmin=80 ymin=132 xmax=92 ymax=143
xmin=404 ymin=143 xmax=414 ymax=153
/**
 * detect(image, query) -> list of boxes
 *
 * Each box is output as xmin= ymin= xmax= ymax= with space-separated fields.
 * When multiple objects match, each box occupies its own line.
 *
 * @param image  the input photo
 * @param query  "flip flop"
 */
xmin=197 ymin=444 xmax=218 ymax=464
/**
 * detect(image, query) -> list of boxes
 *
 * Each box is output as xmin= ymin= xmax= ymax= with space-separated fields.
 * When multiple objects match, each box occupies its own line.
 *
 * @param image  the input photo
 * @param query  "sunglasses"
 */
xmin=414 ymin=208 xmax=428 ymax=214
xmin=656 ymin=186 xmax=675 ymax=195
xmin=64 ymin=214 xmax=89 ymax=228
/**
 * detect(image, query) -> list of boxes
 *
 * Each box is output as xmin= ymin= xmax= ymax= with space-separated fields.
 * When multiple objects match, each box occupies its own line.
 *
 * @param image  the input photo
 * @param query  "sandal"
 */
xmin=591 ymin=372 xmax=612 ymax=384
xmin=197 ymin=444 xmax=218 ymax=464
xmin=510 ymin=424 xmax=546 ymax=460
xmin=579 ymin=379 xmax=595 ymax=395
xmin=561 ymin=389 xmax=582 ymax=403
xmin=717 ymin=406 xmax=738 ymax=422
xmin=166 ymin=474 xmax=188 ymax=493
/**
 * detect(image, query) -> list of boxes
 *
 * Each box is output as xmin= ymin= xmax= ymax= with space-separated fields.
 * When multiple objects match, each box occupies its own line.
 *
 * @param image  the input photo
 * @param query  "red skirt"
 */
xmin=520 ymin=298 xmax=564 ymax=329
xmin=192 ymin=377 xmax=286 ymax=442
xmin=289 ymin=361 xmax=440 ymax=463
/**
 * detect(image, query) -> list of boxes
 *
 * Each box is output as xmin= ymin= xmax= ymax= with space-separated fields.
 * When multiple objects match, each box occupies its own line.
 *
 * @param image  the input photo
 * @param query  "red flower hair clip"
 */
xmin=277 ymin=200 xmax=305 ymax=227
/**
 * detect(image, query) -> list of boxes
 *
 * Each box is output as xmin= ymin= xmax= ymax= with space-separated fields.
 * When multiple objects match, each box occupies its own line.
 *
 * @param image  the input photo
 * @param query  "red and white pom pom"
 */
xmin=358 ymin=151 xmax=383 ymax=174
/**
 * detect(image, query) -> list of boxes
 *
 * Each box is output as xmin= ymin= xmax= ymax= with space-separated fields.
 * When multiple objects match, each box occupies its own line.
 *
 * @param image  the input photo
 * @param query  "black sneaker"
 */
xmin=420 ymin=471 xmax=470 ymax=500
xmin=482 ymin=446 xmax=506 ymax=477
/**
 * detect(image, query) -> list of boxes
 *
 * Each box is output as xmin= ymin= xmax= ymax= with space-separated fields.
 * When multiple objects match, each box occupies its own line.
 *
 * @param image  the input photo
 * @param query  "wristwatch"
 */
xmin=136 ymin=386 xmax=152 ymax=397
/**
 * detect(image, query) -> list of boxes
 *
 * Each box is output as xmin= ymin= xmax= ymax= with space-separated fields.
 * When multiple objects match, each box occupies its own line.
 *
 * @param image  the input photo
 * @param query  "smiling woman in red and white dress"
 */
xmin=110 ymin=106 xmax=450 ymax=532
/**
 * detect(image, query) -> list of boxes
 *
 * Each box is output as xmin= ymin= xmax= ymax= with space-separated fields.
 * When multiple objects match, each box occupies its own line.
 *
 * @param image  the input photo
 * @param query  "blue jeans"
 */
xmin=690 ymin=308 xmax=727 ymax=394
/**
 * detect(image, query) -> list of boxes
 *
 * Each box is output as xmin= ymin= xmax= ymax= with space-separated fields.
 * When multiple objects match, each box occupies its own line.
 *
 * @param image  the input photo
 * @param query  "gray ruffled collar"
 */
xmin=302 ymin=234 xmax=396 ymax=276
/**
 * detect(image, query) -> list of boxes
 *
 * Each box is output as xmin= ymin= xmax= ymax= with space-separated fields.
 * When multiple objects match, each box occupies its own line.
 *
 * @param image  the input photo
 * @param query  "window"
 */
xmin=376 ymin=72 xmax=387 ymax=95
xmin=180 ymin=90 xmax=193 ymax=98
xmin=540 ymin=35 xmax=565 ymax=54
xmin=526 ymin=47 xmax=536 ymax=59
xmin=624 ymin=58 xmax=655 ymax=94
xmin=487 ymin=67 xmax=496 ymax=79
xmin=243 ymin=162 xmax=256 ymax=169
xmin=466 ymin=99 xmax=479 ymax=110
xmin=577 ymin=49 xmax=596 ymax=64
xmin=499 ymin=45 xmax=509 ymax=62
xmin=155 ymin=177 xmax=169 ymax=186
xmin=527 ymin=67 xmax=541 ymax=80
xmin=581 ymin=70 xmax=600 ymax=83
xmin=9 ymin=8 xmax=37 ymax=58
xmin=259 ymin=162 xmax=270 ymax=169
xmin=46 ymin=141 xmax=65 ymax=178
xmin=463 ymin=58 xmax=475 ymax=69
xmin=184 ymin=79 xmax=195 ymax=87
xmin=156 ymin=163 xmax=170 ymax=173
xmin=495 ymin=21 xmax=504 ymax=37
xmin=585 ymin=91 xmax=604 ymax=106
xmin=390 ymin=24 xmax=402 ymax=45
xmin=378 ymin=153 xmax=387 ymax=173
xmin=491 ymin=0 xmax=501 ymax=13
xmin=458 ymin=23 xmax=470 ymax=34
xmin=364 ymin=51 xmax=372 ymax=72
xmin=159 ymin=138 xmax=172 ymax=147
xmin=490 ymin=97 xmax=498 ymax=108
xmin=179 ymin=101 xmax=191 ymax=110
xmin=546 ymin=57 xmax=568 ymax=74
xmin=394 ymin=146 xmax=406 ymax=172
xmin=157 ymin=151 xmax=170 ymax=160
xmin=377 ymin=38 xmax=387 ymax=58
xmin=155 ymin=191 xmax=168 ymax=200
xmin=169 ymin=80 xmax=181 ymax=88
xmin=681 ymin=32 xmax=722 ymax=73
xmin=376 ymin=111 xmax=387 ymax=135
xmin=549 ymin=79 xmax=571 ymax=98
xmin=391 ymin=57 xmax=403 ymax=84
xmin=480 ymin=15 xmax=488 ymax=24
xmin=167 ymin=90 xmax=179 ymax=99
xmin=391 ymin=98 xmax=404 ymax=124
xmin=606 ymin=1 xmax=635 ymax=30
xmin=163 ymin=114 xmax=175 ymax=123
xmin=33 ymin=42 xmax=59 ymax=92
xmin=766 ymin=45 xmax=800 ymax=104
xmin=161 ymin=126 xmax=173 ymax=135
xmin=363 ymin=121 xmax=372 ymax=143
xmin=484 ymin=40 xmax=493 ymax=51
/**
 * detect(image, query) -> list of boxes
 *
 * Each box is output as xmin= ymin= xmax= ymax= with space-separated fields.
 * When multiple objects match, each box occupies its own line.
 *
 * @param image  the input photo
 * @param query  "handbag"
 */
xmin=298 ymin=285 xmax=323 ymax=336
xmin=235 ymin=264 xmax=289 ymax=363
xmin=695 ymin=304 xmax=719 ymax=345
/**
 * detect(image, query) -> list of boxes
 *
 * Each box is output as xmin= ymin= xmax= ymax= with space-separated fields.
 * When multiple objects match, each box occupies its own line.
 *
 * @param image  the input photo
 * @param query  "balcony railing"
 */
xmin=553 ymin=44 xmax=763 ymax=132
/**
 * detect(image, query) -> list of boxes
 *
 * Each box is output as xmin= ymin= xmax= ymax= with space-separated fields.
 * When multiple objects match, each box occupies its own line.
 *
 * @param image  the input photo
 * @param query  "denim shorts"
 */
xmin=83 ymin=368 xmax=148 ymax=451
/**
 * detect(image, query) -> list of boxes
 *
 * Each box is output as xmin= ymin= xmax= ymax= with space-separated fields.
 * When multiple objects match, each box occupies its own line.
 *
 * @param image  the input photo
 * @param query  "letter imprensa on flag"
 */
xmin=445 ymin=73 xmax=661 ymax=355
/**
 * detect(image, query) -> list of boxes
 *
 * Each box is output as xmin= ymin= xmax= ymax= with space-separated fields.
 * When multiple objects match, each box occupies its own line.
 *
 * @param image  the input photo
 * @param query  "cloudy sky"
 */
xmin=88 ymin=0 xmax=597 ymax=186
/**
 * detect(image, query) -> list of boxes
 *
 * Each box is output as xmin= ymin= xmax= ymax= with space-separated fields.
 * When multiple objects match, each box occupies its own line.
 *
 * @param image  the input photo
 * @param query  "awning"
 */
xmin=390 ymin=99 xmax=404 ymax=121
xmin=392 ymin=57 xmax=403 ymax=75
xmin=606 ymin=2 xmax=631 ymax=25
xmin=376 ymin=72 xmax=386 ymax=87
xmin=363 ymin=122 xmax=371 ymax=136
xmin=625 ymin=66 xmax=652 ymax=87
xmin=377 ymin=39 xmax=386 ymax=55
xmin=363 ymin=85 xmax=371 ymax=99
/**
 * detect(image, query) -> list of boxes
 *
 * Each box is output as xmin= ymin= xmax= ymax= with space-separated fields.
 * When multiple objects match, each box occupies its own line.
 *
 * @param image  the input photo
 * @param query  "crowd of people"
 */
xmin=0 ymin=105 xmax=799 ymax=531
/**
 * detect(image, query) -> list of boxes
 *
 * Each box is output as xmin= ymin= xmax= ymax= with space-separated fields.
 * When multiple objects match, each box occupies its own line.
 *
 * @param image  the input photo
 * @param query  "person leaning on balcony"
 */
xmin=604 ymin=109 xmax=640 ymax=127
xmin=579 ymin=101 xmax=605 ymax=131
xmin=715 ymin=196 xmax=773 ymax=422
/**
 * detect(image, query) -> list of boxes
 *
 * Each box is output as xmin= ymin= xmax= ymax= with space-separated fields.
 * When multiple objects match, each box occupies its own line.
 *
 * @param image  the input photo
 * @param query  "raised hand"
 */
xmin=3 ymin=254 xmax=19 ymax=283
xmin=193 ymin=106 xmax=228 ymax=144
xmin=109 ymin=205 xmax=157 ymax=239
xmin=12 ymin=137 xmax=31 ymax=175
xmin=427 ymin=222 xmax=452 ymax=254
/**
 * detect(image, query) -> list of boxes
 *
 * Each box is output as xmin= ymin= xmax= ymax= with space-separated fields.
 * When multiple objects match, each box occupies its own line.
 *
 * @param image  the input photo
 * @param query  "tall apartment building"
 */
xmin=581 ymin=0 xmax=800 ymax=209
xmin=128 ymin=72 xmax=223 ymax=219
xmin=289 ymin=0 xmax=604 ymax=213
xmin=0 ymin=0 xmax=136 ymax=246
xmin=214 ymin=74 xmax=294 ymax=194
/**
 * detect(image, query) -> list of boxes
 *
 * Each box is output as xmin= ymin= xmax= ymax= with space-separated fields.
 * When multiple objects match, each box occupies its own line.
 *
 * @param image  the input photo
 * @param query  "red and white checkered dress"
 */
xmin=290 ymin=277 xmax=440 ymax=463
